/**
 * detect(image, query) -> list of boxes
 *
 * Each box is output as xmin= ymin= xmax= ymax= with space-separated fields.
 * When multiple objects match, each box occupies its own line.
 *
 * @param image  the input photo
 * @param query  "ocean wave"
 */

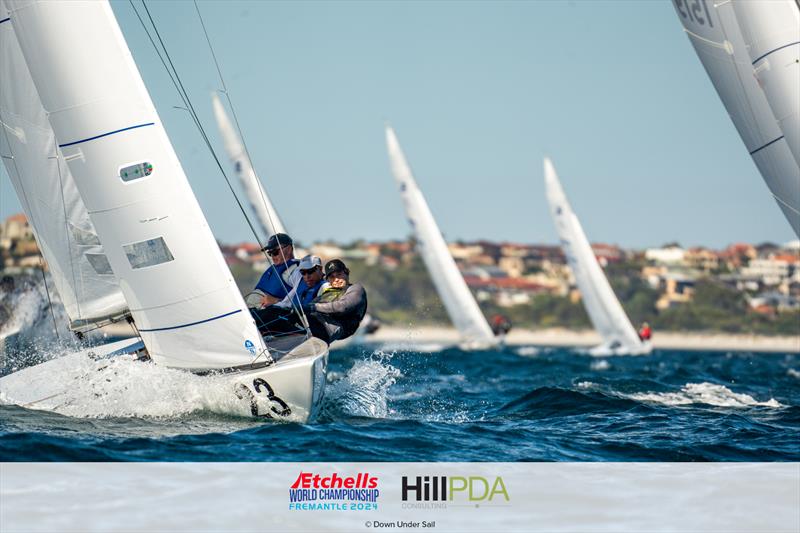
xmin=627 ymin=382 xmax=783 ymax=408
xmin=499 ymin=386 xmax=642 ymax=419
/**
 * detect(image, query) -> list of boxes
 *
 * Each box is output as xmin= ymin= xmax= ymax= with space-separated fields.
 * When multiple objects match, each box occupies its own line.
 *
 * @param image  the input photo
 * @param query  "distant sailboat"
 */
xmin=211 ymin=93 xmax=285 ymax=239
xmin=544 ymin=158 xmax=650 ymax=356
xmin=673 ymin=0 xmax=800 ymax=237
xmin=0 ymin=0 xmax=327 ymax=421
xmin=385 ymin=125 xmax=497 ymax=349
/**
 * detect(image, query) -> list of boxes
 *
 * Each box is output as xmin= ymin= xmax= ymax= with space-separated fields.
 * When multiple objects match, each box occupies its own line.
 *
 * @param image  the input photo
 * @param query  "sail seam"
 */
xmin=749 ymin=135 xmax=784 ymax=155
xmin=751 ymin=41 xmax=800 ymax=65
xmin=58 ymin=122 xmax=155 ymax=148
xmin=137 ymin=309 xmax=242 ymax=332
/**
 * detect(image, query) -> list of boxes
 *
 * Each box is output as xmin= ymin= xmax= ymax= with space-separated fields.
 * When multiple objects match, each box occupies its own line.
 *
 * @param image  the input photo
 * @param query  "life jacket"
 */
xmin=255 ymin=259 xmax=299 ymax=298
xmin=298 ymin=278 xmax=326 ymax=305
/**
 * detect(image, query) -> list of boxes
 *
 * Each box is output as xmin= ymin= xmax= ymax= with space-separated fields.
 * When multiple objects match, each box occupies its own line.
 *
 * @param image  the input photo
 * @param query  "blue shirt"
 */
xmin=275 ymin=277 xmax=326 ymax=309
xmin=255 ymin=259 xmax=299 ymax=298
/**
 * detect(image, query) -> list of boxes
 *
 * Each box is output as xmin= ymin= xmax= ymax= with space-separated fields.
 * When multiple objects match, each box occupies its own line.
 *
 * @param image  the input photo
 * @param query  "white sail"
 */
xmin=673 ymin=0 xmax=800 ymax=237
xmin=211 ymin=93 xmax=285 ymax=239
xmin=385 ymin=125 xmax=495 ymax=346
xmin=6 ymin=0 xmax=267 ymax=369
xmin=731 ymin=2 xmax=800 ymax=170
xmin=544 ymin=158 xmax=646 ymax=355
xmin=0 ymin=1 xmax=128 ymax=328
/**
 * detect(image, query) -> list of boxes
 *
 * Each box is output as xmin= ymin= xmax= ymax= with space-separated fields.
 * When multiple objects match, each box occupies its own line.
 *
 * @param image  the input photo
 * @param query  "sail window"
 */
xmin=123 ymin=237 xmax=174 ymax=269
xmin=85 ymin=253 xmax=114 ymax=275
xmin=70 ymin=223 xmax=101 ymax=246
xmin=119 ymin=161 xmax=154 ymax=182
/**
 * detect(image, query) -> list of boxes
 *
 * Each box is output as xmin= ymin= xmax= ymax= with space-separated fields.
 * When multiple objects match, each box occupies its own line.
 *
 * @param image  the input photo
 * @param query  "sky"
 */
xmin=1 ymin=0 xmax=797 ymax=249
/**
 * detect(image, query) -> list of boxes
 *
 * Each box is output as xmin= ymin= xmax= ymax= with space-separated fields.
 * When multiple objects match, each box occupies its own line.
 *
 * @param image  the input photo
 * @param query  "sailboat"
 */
xmin=673 ymin=0 xmax=800 ymax=237
xmin=0 ymin=0 xmax=327 ymax=421
xmin=211 ymin=93 xmax=285 ymax=239
xmin=385 ymin=125 xmax=498 ymax=349
xmin=544 ymin=158 xmax=650 ymax=356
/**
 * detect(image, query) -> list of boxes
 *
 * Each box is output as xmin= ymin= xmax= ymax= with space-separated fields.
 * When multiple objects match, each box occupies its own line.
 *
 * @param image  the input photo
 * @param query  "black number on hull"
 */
xmin=234 ymin=379 xmax=291 ymax=418
xmin=253 ymin=378 xmax=292 ymax=417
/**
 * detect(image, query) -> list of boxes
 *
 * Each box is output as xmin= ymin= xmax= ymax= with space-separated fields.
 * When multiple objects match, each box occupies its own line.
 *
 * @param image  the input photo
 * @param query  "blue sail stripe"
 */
xmin=58 ymin=122 xmax=155 ymax=148
xmin=137 ymin=309 xmax=243 ymax=333
xmin=749 ymin=136 xmax=784 ymax=156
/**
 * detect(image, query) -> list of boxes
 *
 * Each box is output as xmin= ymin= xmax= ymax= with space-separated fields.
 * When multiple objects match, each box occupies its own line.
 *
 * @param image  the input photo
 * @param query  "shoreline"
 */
xmin=366 ymin=325 xmax=800 ymax=353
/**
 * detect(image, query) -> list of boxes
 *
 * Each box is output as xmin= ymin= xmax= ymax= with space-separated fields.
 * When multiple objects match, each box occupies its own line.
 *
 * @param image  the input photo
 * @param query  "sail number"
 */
xmin=234 ymin=378 xmax=291 ymax=418
xmin=674 ymin=0 xmax=713 ymax=28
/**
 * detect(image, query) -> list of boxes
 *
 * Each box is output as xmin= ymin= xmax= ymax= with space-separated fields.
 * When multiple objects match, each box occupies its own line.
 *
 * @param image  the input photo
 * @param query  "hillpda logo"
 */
xmin=288 ymin=472 xmax=380 ymax=511
xmin=400 ymin=475 xmax=509 ymax=509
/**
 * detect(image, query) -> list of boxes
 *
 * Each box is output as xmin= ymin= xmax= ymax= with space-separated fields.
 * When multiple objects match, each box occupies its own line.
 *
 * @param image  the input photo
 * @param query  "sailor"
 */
xmin=490 ymin=314 xmax=512 ymax=337
xmin=274 ymin=255 xmax=327 ymax=310
xmin=301 ymin=259 xmax=368 ymax=344
xmin=638 ymin=322 xmax=652 ymax=342
xmin=246 ymin=233 xmax=301 ymax=308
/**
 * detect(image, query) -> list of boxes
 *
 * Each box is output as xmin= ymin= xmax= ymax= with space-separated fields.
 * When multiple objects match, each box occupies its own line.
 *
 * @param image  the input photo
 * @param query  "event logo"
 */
xmin=401 ymin=475 xmax=509 ymax=509
xmin=288 ymin=472 xmax=380 ymax=511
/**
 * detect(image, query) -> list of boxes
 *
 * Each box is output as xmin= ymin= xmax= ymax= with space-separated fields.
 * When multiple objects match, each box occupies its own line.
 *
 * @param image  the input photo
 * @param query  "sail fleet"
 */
xmin=1 ymin=0 xmax=798 ymax=420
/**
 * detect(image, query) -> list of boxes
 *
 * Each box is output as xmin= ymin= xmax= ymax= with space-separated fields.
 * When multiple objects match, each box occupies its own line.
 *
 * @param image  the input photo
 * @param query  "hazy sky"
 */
xmin=1 ymin=0 xmax=796 ymax=249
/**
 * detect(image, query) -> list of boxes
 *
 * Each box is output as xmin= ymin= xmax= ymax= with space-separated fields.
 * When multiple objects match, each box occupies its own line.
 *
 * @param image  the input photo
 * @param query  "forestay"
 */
xmin=6 ymin=0 xmax=268 ymax=368
xmin=672 ymin=0 xmax=800 ymax=237
xmin=0 ymin=0 xmax=128 ymax=328
xmin=544 ymin=158 xmax=644 ymax=353
xmin=212 ymin=93 xmax=286 ymax=240
xmin=385 ymin=126 xmax=495 ymax=345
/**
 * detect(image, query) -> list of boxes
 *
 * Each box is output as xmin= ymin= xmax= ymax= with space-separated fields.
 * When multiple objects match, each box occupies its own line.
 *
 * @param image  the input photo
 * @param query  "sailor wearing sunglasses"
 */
xmin=245 ymin=233 xmax=301 ymax=308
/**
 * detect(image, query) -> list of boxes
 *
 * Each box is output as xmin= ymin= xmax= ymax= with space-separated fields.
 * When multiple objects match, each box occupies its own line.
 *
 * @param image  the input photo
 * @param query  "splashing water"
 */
xmin=322 ymin=349 xmax=400 ymax=419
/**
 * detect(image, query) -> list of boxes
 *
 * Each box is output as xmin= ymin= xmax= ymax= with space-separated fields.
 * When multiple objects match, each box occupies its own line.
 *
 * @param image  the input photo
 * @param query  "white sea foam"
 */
xmin=0 ymin=350 xmax=260 ymax=419
xmin=787 ymin=368 xmax=800 ymax=379
xmin=628 ymin=382 xmax=783 ymax=408
xmin=590 ymin=359 xmax=610 ymax=371
xmin=322 ymin=350 xmax=400 ymax=419
xmin=515 ymin=346 xmax=540 ymax=357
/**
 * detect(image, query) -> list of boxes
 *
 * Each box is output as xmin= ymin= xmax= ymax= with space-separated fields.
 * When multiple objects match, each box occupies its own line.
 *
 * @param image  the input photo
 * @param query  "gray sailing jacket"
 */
xmin=312 ymin=283 xmax=368 ymax=340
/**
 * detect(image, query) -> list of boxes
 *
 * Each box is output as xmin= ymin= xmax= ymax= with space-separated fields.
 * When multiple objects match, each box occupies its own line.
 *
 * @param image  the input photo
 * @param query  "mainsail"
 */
xmin=673 ymin=0 xmax=800 ymax=237
xmin=0 ymin=0 xmax=128 ymax=328
xmin=385 ymin=125 xmax=495 ymax=346
xmin=212 ymin=93 xmax=286 ymax=239
xmin=4 ymin=0 xmax=268 ymax=368
xmin=544 ymin=158 xmax=646 ymax=354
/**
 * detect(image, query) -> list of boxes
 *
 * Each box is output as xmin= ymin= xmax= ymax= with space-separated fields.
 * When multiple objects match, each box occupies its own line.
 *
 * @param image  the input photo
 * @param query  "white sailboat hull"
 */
xmin=0 ymin=337 xmax=328 ymax=423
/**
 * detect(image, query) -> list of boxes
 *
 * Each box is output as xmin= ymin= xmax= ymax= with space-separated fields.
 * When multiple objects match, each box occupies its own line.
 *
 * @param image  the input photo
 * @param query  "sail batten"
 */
xmin=385 ymin=126 xmax=495 ymax=345
xmin=544 ymin=158 xmax=645 ymax=354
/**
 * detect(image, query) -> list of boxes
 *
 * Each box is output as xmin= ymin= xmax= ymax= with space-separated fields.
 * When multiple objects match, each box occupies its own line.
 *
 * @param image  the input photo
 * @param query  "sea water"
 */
xmin=1 ymin=342 xmax=798 ymax=461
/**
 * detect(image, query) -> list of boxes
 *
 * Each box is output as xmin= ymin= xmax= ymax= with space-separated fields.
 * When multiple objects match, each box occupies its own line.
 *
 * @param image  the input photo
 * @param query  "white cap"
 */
xmin=298 ymin=255 xmax=322 ymax=270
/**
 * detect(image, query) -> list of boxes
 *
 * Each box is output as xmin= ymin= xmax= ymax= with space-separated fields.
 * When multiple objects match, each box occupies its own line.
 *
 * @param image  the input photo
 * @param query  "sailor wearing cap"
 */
xmin=301 ymin=259 xmax=368 ymax=344
xmin=274 ymin=255 xmax=327 ymax=309
xmin=246 ymin=233 xmax=301 ymax=308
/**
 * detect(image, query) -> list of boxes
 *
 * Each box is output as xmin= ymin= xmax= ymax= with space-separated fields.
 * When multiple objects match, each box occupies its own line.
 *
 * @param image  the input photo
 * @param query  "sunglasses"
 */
xmin=267 ymin=245 xmax=288 ymax=256
xmin=300 ymin=268 xmax=319 ymax=276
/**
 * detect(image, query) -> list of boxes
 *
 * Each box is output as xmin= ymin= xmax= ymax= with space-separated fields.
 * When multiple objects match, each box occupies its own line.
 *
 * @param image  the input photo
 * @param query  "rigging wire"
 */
xmin=193 ymin=0 xmax=285 ymax=243
xmin=38 ymin=256 xmax=61 ymax=342
xmin=131 ymin=0 xmax=309 ymax=334
xmin=128 ymin=0 xmax=266 ymax=253
xmin=191 ymin=0 xmax=307 ymax=329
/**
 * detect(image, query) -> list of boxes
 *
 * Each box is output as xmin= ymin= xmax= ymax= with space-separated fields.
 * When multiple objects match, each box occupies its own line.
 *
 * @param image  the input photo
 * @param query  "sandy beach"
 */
xmin=367 ymin=325 xmax=800 ymax=353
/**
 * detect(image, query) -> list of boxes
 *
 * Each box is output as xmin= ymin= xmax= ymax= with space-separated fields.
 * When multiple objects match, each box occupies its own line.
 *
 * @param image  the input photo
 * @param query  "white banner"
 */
xmin=1 ymin=462 xmax=798 ymax=532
